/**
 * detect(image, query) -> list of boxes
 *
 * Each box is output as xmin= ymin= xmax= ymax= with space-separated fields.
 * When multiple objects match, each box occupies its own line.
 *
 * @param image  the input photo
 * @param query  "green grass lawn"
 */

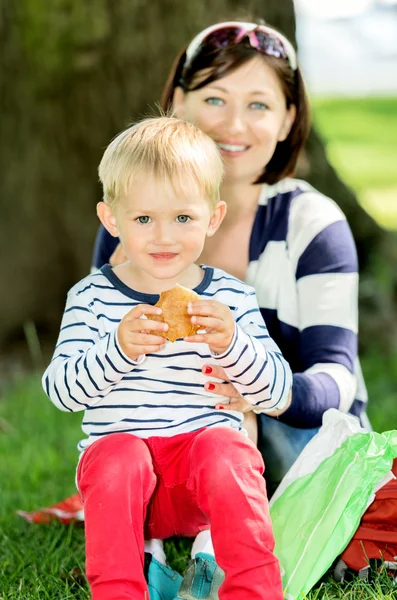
xmin=311 ymin=97 xmax=397 ymax=230
xmin=0 ymin=366 xmax=396 ymax=599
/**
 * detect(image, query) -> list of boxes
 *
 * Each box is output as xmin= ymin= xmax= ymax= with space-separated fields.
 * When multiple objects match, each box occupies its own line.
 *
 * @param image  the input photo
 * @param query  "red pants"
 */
xmin=77 ymin=427 xmax=283 ymax=600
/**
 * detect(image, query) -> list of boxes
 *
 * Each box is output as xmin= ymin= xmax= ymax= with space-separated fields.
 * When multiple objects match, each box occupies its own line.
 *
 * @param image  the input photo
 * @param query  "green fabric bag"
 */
xmin=270 ymin=429 xmax=397 ymax=599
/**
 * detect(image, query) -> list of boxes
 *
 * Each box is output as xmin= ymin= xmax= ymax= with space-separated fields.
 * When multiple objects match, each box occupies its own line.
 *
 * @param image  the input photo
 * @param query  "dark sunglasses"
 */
xmin=185 ymin=22 xmax=297 ymax=71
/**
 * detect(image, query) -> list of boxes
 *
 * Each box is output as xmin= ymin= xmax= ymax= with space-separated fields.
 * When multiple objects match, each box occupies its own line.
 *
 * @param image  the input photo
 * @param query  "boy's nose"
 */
xmin=155 ymin=223 xmax=174 ymax=245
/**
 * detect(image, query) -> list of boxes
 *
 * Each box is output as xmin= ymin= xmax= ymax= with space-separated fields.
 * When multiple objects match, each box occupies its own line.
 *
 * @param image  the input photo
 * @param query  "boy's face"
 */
xmin=98 ymin=175 xmax=225 ymax=285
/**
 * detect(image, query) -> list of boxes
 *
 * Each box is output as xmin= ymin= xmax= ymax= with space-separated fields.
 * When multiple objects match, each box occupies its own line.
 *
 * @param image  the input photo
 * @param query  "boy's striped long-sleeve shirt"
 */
xmin=42 ymin=265 xmax=292 ymax=452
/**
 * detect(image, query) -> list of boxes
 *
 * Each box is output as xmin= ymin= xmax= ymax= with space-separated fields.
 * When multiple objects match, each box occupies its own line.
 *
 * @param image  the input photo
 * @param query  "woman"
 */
xmin=93 ymin=21 xmax=369 ymax=496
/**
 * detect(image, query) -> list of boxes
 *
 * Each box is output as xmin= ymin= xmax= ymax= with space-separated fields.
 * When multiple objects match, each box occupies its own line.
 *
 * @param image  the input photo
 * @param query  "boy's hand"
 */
xmin=184 ymin=300 xmax=235 ymax=355
xmin=117 ymin=304 xmax=168 ymax=361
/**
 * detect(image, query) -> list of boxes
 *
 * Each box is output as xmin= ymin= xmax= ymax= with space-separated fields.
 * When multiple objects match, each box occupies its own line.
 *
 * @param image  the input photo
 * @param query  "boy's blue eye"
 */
xmin=249 ymin=101 xmax=268 ymax=111
xmin=176 ymin=215 xmax=190 ymax=223
xmin=205 ymin=97 xmax=224 ymax=106
xmin=137 ymin=216 xmax=151 ymax=224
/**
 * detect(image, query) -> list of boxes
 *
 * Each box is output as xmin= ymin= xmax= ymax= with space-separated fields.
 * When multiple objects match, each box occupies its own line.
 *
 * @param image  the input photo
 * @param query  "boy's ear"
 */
xmin=96 ymin=202 xmax=119 ymax=237
xmin=206 ymin=201 xmax=227 ymax=238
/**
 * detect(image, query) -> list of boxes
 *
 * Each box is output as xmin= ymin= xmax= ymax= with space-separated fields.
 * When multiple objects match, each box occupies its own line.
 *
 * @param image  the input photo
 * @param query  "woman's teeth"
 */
xmin=218 ymin=144 xmax=248 ymax=152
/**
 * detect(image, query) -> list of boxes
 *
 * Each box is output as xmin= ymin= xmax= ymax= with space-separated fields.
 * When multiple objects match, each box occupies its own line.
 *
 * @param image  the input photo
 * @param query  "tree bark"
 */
xmin=0 ymin=0 xmax=395 ymax=355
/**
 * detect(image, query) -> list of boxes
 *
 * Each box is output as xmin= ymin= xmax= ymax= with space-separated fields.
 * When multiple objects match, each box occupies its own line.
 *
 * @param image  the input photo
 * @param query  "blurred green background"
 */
xmin=312 ymin=97 xmax=397 ymax=231
xmin=311 ymin=96 xmax=397 ymax=432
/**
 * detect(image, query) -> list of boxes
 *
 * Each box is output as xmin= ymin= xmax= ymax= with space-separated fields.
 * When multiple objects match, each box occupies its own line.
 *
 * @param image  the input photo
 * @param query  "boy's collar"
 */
xmin=100 ymin=264 xmax=214 ymax=301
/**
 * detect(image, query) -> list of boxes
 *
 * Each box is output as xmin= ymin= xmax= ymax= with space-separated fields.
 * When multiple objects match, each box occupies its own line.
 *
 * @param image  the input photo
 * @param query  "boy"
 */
xmin=43 ymin=117 xmax=291 ymax=600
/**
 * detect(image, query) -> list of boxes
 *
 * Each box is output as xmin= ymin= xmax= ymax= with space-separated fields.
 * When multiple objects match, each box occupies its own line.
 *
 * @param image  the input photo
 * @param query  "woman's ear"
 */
xmin=172 ymin=87 xmax=186 ymax=118
xmin=96 ymin=202 xmax=119 ymax=237
xmin=278 ymin=104 xmax=297 ymax=142
xmin=206 ymin=201 xmax=227 ymax=238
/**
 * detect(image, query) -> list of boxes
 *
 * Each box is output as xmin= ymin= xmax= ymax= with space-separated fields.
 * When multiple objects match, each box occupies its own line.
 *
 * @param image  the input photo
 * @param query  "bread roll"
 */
xmin=150 ymin=284 xmax=201 ymax=342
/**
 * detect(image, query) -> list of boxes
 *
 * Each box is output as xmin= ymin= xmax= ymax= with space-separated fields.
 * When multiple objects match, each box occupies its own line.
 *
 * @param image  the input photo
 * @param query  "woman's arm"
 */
xmin=91 ymin=225 xmax=120 ymax=271
xmin=280 ymin=193 xmax=359 ymax=428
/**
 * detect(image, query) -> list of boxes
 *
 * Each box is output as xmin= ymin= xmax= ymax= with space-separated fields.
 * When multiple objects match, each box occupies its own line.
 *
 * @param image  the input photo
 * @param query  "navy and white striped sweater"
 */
xmin=43 ymin=265 xmax=292 ymax=452
xmin=92 ymin=178 xmax=369 ymax=429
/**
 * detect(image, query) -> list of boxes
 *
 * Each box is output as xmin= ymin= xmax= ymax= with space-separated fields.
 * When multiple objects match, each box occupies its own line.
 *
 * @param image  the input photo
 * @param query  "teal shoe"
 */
xmin=145 ymin=553 xmax=183 ymax=600
xmin=174 ymin=553 xmax=224 ymax=600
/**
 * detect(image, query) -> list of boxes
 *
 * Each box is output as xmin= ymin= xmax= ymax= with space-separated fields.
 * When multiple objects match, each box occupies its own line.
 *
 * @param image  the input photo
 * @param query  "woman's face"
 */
xmin=174 ymin=56 xmax=296 ymax=185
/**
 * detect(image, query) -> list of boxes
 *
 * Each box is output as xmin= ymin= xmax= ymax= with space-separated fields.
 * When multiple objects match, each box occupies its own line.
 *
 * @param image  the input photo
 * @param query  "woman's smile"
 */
xmin=217 ymin=142 xmax=250 ymax=156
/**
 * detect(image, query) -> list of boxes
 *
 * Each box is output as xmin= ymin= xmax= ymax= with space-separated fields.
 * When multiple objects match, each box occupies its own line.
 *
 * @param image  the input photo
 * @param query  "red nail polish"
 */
xmin=207 ymin=383 xmax=215 ymax=391
xmin=203 ymin=366 xmax=212 ymax=375
xmin=218 ymin=406 xmax=224 ymax=410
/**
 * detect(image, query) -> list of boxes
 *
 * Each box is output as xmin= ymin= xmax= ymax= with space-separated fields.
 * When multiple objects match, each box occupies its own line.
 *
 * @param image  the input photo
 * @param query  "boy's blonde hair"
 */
xmin=98 ymin=116 xmax=224 ymax=208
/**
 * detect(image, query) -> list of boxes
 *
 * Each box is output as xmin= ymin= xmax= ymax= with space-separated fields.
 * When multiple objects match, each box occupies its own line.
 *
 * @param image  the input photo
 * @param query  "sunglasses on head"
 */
xmin=185 ymin=21 xmax=298 ymax=71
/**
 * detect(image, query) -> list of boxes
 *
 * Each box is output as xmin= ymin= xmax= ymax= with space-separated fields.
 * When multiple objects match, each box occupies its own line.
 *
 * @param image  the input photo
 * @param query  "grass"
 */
xmin=0 ymin=356 xmax=396 ymax=599
xmin=311 ymin=97 xmax=397 ymax=230
xmin=0 ymin=376 xmax=86 ymax=599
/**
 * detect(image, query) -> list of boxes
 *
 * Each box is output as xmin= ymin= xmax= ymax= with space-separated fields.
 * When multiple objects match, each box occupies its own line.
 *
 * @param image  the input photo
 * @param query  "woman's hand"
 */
xmin=109 ymin=243 xmax=128 ymax=267
xmin=201 ymin=364 xmax=255 ymax=413
xmin=202 ymin=363 xmax=293 ymax=416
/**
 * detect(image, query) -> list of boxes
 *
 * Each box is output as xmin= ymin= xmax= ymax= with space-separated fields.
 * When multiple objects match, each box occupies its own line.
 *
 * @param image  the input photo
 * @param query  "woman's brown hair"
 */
xmin=160 ymin=33 xmax=311 ymax=185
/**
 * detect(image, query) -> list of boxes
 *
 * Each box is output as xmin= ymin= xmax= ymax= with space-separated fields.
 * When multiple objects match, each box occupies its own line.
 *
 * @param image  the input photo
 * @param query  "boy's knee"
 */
xmin=191 ymin=427 xmax=264 ymax=475
xmin=79 ymin=433 xmax=153 ymax=491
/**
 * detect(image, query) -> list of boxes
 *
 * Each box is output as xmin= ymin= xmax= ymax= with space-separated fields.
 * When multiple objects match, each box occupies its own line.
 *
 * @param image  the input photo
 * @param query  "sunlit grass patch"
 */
xmin=312 ymin=97 xmax=397 ymax=230
xmin=360 ymin=186 xmax=397 ymax=230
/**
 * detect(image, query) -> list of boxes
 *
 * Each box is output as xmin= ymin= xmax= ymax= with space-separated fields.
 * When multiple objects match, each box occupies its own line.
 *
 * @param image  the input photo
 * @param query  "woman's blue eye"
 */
xmin=205 ymin=97 xmax=224 ymax=106
xmin=137 ymin=216 xmax=151 ymax=224
xmin=249 ymin=101 xmax=268 ymax=111
xmin=176 ymin=215 xmax=190 ymax=223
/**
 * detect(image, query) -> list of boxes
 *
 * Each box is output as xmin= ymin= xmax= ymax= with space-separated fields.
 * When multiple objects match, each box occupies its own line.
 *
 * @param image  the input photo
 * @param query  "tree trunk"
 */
xmin=0 ymin=0 xmax=395 ymax=356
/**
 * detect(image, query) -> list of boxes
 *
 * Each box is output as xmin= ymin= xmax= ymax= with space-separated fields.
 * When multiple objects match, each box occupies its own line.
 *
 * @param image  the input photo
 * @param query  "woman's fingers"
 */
xmin=204 ymin=381 xmax=241 ymax=398
xmin=215 ymin=398 xmax=255 ymax=413
xmin=201 ymin=364 xmax=229 ymax=381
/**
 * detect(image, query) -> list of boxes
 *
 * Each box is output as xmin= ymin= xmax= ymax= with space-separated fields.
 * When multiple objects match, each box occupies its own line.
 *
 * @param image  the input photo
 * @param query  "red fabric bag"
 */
xmin=17 ymin=493 xmax=84 ymax=524
xmin=334 ymin=459 xmax=397 ymax=580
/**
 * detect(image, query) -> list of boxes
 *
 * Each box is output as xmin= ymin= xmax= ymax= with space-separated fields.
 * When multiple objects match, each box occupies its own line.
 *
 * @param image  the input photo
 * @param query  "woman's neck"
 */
xmin=220 ymin=181 xmax=263 ymax=225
